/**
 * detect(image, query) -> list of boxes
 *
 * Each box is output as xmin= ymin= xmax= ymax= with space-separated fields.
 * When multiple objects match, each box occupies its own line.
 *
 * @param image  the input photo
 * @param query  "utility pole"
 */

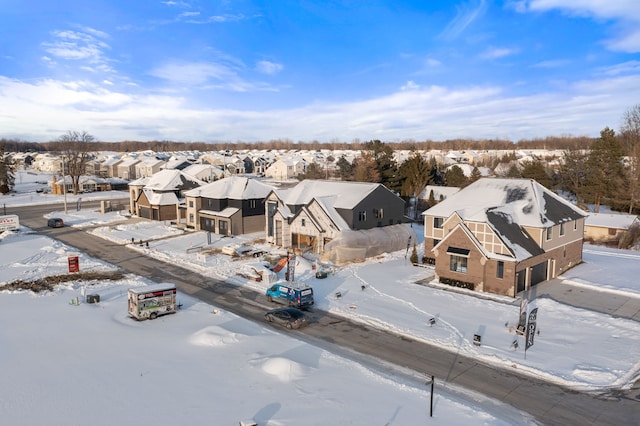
xmin=61 ymin=159 xmax=68 ymax=214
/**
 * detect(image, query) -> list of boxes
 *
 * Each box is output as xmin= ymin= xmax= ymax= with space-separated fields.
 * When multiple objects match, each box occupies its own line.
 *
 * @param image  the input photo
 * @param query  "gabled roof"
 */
xmin=142 ymin=188 xmax=179 ymax=205
xmin=424 ymin=178 xmax=586 ymax=228
xmin=585 ymin=212 xmax=639 ymax=229
xmin=277 ymin=180 xmax=380 ymax=209
xmin=134 ymin=169 xmax=204 ymax=191
xmin=183 ymin=176 xmax=274 ymax=199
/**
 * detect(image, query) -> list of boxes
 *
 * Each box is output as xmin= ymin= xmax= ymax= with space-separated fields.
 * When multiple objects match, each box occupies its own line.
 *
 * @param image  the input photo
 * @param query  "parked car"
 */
xmin=264 ymin=307 xmax=309 ymax=329
xmin=47 ymin=218 xmax=64 ymax=228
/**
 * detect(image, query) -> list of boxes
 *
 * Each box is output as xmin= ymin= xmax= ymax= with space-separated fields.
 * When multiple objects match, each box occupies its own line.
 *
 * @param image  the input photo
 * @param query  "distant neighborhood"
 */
xmin=3 ymin=142 xmax=640 ymax=298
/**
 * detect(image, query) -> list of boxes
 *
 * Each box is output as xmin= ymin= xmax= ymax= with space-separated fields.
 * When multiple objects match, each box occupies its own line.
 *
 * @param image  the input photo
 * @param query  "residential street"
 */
xmin=11 ymin=202 xmax=640 ymax=425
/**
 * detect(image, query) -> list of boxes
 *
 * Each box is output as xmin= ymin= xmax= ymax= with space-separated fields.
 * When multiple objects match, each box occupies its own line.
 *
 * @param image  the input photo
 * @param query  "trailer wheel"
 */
xmin=150 ymin=312 xmax=158 ymax=320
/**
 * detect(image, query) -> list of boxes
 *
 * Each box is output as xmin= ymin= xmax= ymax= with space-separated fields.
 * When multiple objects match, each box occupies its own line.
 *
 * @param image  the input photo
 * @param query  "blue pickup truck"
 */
xmin=266 ymin=282 xmax=314 ymax=309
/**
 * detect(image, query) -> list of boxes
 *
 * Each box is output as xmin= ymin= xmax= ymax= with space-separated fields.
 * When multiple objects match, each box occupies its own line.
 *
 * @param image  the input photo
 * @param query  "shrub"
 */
xmin=439 ymin=277 xmax=475 ymax=291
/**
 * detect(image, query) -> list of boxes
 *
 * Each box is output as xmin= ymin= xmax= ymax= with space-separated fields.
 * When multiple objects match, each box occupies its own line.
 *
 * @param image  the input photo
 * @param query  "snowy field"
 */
xmin=1 ymin=170 xmax=639 ymax=424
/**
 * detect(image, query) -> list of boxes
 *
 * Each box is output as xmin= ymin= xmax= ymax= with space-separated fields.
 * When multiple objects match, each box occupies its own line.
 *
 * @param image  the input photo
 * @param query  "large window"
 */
xmin=434 ymin=217 xmax=444 ymax=229
xmin=375 ymin=208 xmax=384 ymax=219
xmin=497 ymin=261 xmax=504 ymax=279
xmin=450 ymin=255 xmax=467 ymax=273
xmin=358 ymin=211 xmax=366 ymax=221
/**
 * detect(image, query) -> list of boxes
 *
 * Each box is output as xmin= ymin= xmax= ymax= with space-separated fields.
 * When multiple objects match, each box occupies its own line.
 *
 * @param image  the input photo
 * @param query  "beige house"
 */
xmin=129 ymin=169 xmax=204 ymax=221
xmin=423 ymin=178 xmax=587 ymax=297
xmin=584 ymin=212 xmax=639 ymax=245
xmin=265 ymin=158 xmax=305 ymax=180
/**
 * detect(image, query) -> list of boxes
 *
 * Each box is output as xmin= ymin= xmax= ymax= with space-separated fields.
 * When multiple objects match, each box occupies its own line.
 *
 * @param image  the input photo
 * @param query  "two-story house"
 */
xmin=265 ymin=180 xmax=407 ymax=257
xmin=423 ymin=178 xmax=587 ymax=297
xmin=129 ymin=169 xmax=204 ymax=221
xmin=183 ymin=176 xmax=275 ymax=235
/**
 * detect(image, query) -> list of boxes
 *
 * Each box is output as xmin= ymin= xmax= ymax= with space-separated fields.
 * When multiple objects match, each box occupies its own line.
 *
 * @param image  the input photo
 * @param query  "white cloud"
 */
xmin=440 ymin=0 xmax=488 ymax=40
xmin=41 ymin=27 xmax=115 ymax=74
xmin=256 ymin=60 xmax=283 ymax=75
xmin=2 ymin=69 xmax=640 ymax=142
xmin=479 ymin=47 xmax=519 ymax=59
xmin=401 ymin=81 xmax=421 ymax=91
xmin=149 ymin=61 xmax=236 ymax=85
xmin=519 ymin=0 xmax=640 ymax=53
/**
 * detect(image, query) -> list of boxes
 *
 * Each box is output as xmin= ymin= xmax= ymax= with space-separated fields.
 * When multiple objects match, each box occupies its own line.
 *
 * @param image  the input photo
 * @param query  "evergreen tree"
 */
xmin=297 ymin=162 xmax=326 ymax=180
xmin=506 ymin=163 xmax=522 ymax=178
xmin=410 ymin=243 xmax=418 ymax=264
xmin=0 ymin=142 xmax=15 ymax=195
xmin=336 ymin=155 xmax=354 ymax=181
xmin=583 ymin=127 xmax=627 ymax=212
xmin=364 ymin=140 xmax=400 ymax=192
xmin=444 ymin=165 xmax=467 ymax=187
xmin=470 ymin=166 xmax=482 ymax=183
xmin=399 ymin=152 xmax=432 ymax=219
xmin=558 ymin=149 xmax=589 ymax=205
xmin=520 ymin=160 xmax=552 ymax=188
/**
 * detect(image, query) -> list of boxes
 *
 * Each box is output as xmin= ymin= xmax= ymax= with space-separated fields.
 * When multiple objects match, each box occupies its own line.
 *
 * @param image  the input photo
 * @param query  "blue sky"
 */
xmin=2 ymin=0 xmax=640 ymax=143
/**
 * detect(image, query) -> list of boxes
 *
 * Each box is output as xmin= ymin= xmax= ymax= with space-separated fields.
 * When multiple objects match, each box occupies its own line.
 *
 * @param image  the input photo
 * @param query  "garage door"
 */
xmin=530 ymin=261 xmax=548 ymax=286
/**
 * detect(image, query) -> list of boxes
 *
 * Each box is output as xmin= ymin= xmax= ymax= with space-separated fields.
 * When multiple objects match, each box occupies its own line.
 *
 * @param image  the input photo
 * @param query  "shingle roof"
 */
xmin=184 ymin=176 xmax=274 ymax=199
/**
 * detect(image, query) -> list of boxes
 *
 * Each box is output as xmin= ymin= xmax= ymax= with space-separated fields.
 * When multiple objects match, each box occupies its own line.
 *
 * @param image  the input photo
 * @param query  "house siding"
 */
xmin=434 ymin=227 xmax=486 ymax=289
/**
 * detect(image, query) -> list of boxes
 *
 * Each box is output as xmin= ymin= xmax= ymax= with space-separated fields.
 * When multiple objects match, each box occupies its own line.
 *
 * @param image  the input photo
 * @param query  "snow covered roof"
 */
xmin=142 ymin=188 xmax=179 ymax=205
xmin=277 ymin=180 xmax=379 ymax=209
xmin=183 ymin=176 xmax=275 ymax=199
xmin=585 ymin=212 xmax=639 ymax=229
xmin=424 ymin=178 xmax=586 ymax=228
xmin=139 ymin=169 xmax=205 ymax=192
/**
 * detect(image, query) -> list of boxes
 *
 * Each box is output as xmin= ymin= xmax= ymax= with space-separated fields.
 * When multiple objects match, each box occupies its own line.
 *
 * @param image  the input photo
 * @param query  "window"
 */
xmin=434 ymin=217 xmax=444 ymax=229
xmin=497 ymin=261 xmax=504 ymax=279
xmin=433 ymin=238 xmax=440 ymax=248
xmin=375 ymin=208 xmax=384 ymax=219
xmin=250 ymin=199 xmax=256 ymax=209
xmin=574 ymin=220 xmax=578 ymax=231
xmin=560 ymin=223 xmax=565 ymax=236
xmin=546 ymin=227 xmax=553 ymax=240
xmin=358 ymin=211 xmax=366 ymax=221
xmin=608 ymin=228 xmax=616 ymax=236
xmin=189 ymin=213 xmax=194 ymax=223
xmin=188 ymin=200 xmax=193 ymax=208
xmin=449 ymin=255 xmax=467 ymax=273
xmin=301 ymin=218 xmax=306 ymax=227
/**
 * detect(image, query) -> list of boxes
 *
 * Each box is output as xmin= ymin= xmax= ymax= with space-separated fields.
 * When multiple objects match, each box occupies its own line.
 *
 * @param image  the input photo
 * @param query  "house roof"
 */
xmin=135 ymin=169 xmax=204 ymax=191
xmin=426 ymin=178 xmax=587 ymax=261
xmin=424 ymin=178 xmax=586 ymax=228
xmin=183 ymin=176 xmax=274 ymax=199
xmin=277 ymin=180 xmax=379 ymax=209
xmin=585 ymin=212 xmax=639 ymax=229
xmin=142 ymin=188 xmax=179 ymax=205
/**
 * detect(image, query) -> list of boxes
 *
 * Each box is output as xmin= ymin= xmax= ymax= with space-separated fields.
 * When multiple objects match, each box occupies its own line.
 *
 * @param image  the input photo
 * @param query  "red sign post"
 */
xmin=68 ymin=256 xmax=79 ymax=273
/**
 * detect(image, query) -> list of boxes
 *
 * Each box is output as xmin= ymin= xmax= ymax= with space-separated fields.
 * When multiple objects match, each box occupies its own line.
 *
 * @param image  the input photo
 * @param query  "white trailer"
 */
xmin=128 ymin=283 xmax=177 ymax=320
xmin=0 ymin=215 xmax=19 ymax=232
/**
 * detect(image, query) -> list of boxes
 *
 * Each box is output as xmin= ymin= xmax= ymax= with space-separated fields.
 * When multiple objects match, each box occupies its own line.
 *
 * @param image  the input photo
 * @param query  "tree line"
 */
xmin=1 ymin=105 xmax=639 ymax=216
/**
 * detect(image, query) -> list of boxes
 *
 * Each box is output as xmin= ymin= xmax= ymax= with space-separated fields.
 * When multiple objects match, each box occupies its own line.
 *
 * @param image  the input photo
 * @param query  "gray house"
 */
xmin=265 ymin=180 xmax=407 ymax=255
xmin=183 ymin=176 xmax=275 ymax=235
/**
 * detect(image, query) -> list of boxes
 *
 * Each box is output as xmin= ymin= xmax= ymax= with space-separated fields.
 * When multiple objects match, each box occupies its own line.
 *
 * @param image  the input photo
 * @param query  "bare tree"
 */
xmin=620 ymin=104 xmax=640 ymax=213
xmin=57 ymin=130 xmax=95 ymax=195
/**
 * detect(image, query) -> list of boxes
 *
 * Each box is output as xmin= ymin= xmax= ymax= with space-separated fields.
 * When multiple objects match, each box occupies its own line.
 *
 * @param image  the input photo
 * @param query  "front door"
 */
xmin=219 ymin=220 xmax=228 ymax=236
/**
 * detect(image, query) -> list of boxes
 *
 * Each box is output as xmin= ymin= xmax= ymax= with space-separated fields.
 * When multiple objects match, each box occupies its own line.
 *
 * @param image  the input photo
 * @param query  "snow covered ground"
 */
xmin=1 ymin=170 xmax=639 ymax=424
